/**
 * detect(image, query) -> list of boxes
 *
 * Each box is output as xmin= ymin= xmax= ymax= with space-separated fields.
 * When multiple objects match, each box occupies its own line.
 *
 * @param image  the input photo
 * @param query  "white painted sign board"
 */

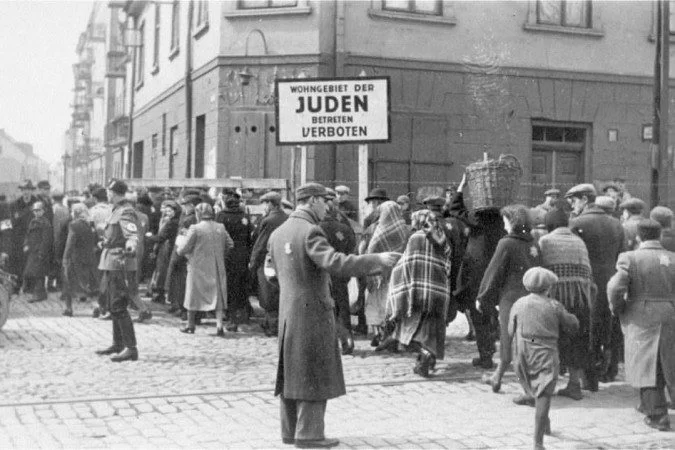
xmin=275 ymin=77 xmax=390 ymax=145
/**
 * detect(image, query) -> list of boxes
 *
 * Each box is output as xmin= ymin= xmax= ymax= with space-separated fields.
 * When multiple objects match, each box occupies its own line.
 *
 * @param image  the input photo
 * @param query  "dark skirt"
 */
xmin=63 ymin=262 xmax=99 ymax=298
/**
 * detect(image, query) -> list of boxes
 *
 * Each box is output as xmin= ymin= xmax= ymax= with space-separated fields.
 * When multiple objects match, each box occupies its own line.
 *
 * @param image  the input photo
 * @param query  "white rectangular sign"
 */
xmin=275 ymin=77 xmax=390 ymax=145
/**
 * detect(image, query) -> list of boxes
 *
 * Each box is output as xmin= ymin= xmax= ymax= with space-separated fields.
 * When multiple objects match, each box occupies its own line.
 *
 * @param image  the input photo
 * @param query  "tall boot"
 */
xmin=111 ymin=312 xmax=138 ymax=362
xmin=96 ymin=319 xmax=124 ymax=355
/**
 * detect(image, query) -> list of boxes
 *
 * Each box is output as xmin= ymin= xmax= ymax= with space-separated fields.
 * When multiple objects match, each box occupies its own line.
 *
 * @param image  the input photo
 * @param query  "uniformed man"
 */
xmin=249 ymin=191 xmax=288 ymax=336
xmin=95 ymin=179 xmax=140 ymax=363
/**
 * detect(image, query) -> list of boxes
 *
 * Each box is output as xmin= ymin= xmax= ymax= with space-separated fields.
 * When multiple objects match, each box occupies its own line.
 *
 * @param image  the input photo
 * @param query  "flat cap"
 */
xmin=650 ymin=206 xmax=674 ymax=228
xmin=396 ymin=195 xmax=410 ymax=204
xmin=19 ymin=180 xmax=35 ymax=190
xmin=523 ymin=267 xmax=559 ymax=293
xmin=637 ymin=218 xmax=662 ymax=236
xmin=602 ymin=183 xmax=620 ymax=193
xmin=180 ymin=193 xmax=202 ymax=206
xmin=423 ymin=195 xmax=446 ymax=208
xmin=565 ymin=183 xmax=596 ymax=198
xmin=620 ymin=197 xmax=646 ymax=214
xmin=594 ymin=196 xmax=616 ymax=213
xmin=544 ymin=188 xmax=560 ymax=197
xmin=325 ymin=188 xmax=337 ymax=200
xmin=281 ymin=199 xmax=294 ymax=210
xmin=37 ymin=180 xmax=51 ymax=189
xmin=335 ymin=185 xmax=350 ymax=194
xmin=260 ymin=191 xmax=282 ymax=204
xmin=107 ymin=179 xmax=128 ymax=195
xmin=365 ymin=187 xmax=389 ymax=202
xmin=296 ymin=182 xmax=328 ymax=201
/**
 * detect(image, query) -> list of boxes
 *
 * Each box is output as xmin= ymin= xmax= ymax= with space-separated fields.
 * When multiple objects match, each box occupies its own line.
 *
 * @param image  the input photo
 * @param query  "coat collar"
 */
xmin=579 ymin=204 xmax=607 ymax=216
xmin=638 ymin=240 xmax=664 ymax=250
xmin=290 ymin=206 xmax=320 ymax=225
xmin=506 ymin=232 xmax=533 ymax=243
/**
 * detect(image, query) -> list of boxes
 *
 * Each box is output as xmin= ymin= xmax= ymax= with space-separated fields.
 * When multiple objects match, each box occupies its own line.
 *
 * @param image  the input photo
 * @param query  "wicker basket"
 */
xmin=466 ymin=154 xmax=522 ymax=209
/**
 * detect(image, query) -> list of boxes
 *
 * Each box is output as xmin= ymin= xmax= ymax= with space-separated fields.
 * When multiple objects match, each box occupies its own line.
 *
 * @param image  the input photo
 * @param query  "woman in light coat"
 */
xmin=176 ymin=203 xmax=233 ymax=336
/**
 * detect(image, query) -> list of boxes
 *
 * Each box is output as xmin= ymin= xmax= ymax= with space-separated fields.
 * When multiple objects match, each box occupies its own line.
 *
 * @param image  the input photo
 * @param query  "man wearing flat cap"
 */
xmin=650 ymin=206 xmax=675 ymax=252
xmin=608 ymin=219 xmax=675 ymax=432
xmin=335 ymin=185 xmax=358 ymax=222
xmin=249 ymin=191 xmax=288 ymax=336
xmin=363 ymin=187 xmax=389 ymax=229
xmin=266 ymin=182 xmax=400 ymax=448
xmin=620 ymin=197 xmax=646 ymax=251
xmin=535 ymin=188 xmax=561 ymax=214
xmin=36 ymin=180 xmax=54 ymax=224
xmin=95 ymin=179 xmax=140 ymax=362
xmin=567 ymin=183 xmax=624 ymax=390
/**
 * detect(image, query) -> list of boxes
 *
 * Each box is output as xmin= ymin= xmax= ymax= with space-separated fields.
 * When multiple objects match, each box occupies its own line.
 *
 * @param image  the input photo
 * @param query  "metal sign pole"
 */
xmin=358 ymin=144 xmax=368 ymax=222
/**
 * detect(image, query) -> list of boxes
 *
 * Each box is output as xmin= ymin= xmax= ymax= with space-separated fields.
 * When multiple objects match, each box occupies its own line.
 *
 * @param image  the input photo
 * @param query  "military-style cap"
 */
xmin=396 ymin=195 xmax=410 ymax=204
xmin=619 ymin=197 xmax=646 ymax=214
xmin=523 ymin=267 xmax=559 ymax=294
xmin=544 ymin=188 xmax=560 ymax=197
xmin=423 ymin=195 xmax=446 ymax=208
xmin=565 ymin=183 xmax=596 ymax=198
xmin=594 ymin=196 xmax=616 ymax=212
xmin=335 ymin=185 xmax=350 ymax=194
xmin=37 ymin=180 xmax=51 ymax=190
xmin=107 ymin=179 xmax=128 ymax=195
xmin=260 ymin=191 xmax=282 ymax=204
xmin=19 ymin=180 xmax=35 ymax=190
xmin=650 ymin=206 xmax=674 ymax=228
xmin=296 ymin=182 xmax=328 ymax=201
xmin=364 ymin=187 xmax=389 ymax=202
xmin=325 ymin=188 xmax=337 ymax=200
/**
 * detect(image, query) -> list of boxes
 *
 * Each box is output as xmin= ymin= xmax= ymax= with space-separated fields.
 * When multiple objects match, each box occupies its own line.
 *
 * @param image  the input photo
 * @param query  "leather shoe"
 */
xmin=481 ymin=373 xmax=501 ymax=393
xmin=180 ymin=326 xmax=195 ymax=334
xmin=110 ymin=348 xmax=138 ymax=362
xmin=341 ymin=337 xmax=355 ymax=355
xmin=215 ymin=328 xmax=225 ymax=337
xmin=557 ymin=384 xmax=583 ymax=401
xmin=294 ymin=438 xmax=339 ymax=448
xmin=644 ymin=415 xmax=671 ymax=431
xmin=135 ymin=310 xmax=152 ymax=323
xmin=472 ymin=357 xmax=495 ymax=370
xmin=96 ymin=345 xmax=123 ymax=356
xmin=92 ymin=307 xmax=100 ymax=318
xmin=375 ymin=336 xmax=398 ymax=353
xmin=282 ymin=437 xmax=295 ymax=445
xmin=512 ymin=394 xmax=536 ymax=407
xmin=62 ymin=309 xmax=73 ymax=317
xmin=226 ymin=323 xmax=238 ymax=332
xmin=99 ymin=312 xmax=112 ymax=321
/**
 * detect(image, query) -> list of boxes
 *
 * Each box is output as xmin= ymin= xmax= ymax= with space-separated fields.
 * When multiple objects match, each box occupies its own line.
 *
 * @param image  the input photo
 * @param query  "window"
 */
xmin=196 ymin=1 xmax=209 ymax=28
xmin=238 ymin=0 xmax=298 ymax=8
xmin=152 ymin=5 xmax=160 ymax=73
xmin=536 ymin=0 xmax=590 ymax=28
xmin=170 ymin=1 xmax=180 ymax=58
xmin=151 ymin=133 xmax=158 ymax=160
xmin=161 ymin=113 xmax=167 ymax=156
xmin=169 ymin=125 xmax=178 ymax=179
xmin=383 ymin=0 xmax=442 ymax=16
xmin=135 ymin=22 xmax=145 ymax=88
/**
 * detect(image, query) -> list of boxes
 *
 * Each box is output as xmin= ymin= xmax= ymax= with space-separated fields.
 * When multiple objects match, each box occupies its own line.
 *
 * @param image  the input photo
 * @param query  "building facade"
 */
xmin=72 ymin=0 xmax=675 ymax=206
xmin=0 ymin=129 xmax=50 ymax=199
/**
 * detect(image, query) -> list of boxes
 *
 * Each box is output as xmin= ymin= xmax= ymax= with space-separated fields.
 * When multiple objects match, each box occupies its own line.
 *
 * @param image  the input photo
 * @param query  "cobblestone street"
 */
xmin=0 ymin=292 xmax=673 ymax=449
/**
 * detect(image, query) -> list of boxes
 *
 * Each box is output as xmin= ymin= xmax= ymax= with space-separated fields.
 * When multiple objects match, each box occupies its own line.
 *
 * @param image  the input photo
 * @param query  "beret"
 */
xmin=619 ymin=197 xmax=646 ymax=213
xmin=565 ymin=183 xmax=596 ymax=198
xmin=107 ymin=179 xmax=128 ymax=195
xmin=365 ymin=187 xmax=389 ymax=202
xmin=396 ymin=195 xmax=410 ymax=204
xmin=335 ymin=185 xmax=350 ymax=194
xmin=325 ymin=188 xmax=337 ymax=200
xmin=296 ymin=182 xmax=328 ymax=201
xmin=523 ymin=267 xmax=559 ymax=293
xmin=594 ymin=196 xmax=616 ymax=212
xmin=544 ymin=188 xmax=561 ymax=196
xmin=260 ymin=191 xmax=282 ymax=203
xmin=423 ymin=195 xmax=445 ymax=208
xmin=650 ymin=206 xmax=674 ymax=227
xmin=37 ymin=180 xmax=51 ymax=189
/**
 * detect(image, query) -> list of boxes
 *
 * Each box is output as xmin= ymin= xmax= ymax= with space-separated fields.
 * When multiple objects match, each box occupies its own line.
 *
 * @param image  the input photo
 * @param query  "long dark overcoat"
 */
xmin=23 ymin=216 xmax=53 ymax=278
xmin=267 ymin=208 xmax=383 ymax=401
xmin=250 ymin=208 xmax=288 ymax=311
xmin=62 ymin=218 xmax=99 ymax=296
xmin=8 ymin=196 xmax=36 ymax=277
xmin=607 ymin=241 xmax=675 ymax=388
xmin=148 ymin=216 xmax=179 ymax=292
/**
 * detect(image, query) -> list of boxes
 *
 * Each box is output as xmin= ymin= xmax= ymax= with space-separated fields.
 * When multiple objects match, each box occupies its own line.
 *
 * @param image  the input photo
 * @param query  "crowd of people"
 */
xmin=0 ymin=175 xmax=674 ymax=449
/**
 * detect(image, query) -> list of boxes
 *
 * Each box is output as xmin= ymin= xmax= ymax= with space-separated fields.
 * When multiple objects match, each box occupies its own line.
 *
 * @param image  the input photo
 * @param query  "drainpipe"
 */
xmin=331 ymin=0 xmax=345 ymax=184
xmin=127 ymin=14 xmax=137 ymax=179
xmin=184 ymin=0 xmax=194 ymax=178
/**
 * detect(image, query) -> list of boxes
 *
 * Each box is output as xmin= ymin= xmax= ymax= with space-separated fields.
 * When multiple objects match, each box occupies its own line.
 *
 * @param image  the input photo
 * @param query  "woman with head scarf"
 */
xmin=147 ymin=200 xmax=181 ymax=304
xmin=477 ymin=204 xmax=542 ymax=402
xmin=386 ymin=209 xmax=452 ymax=377
xmin=62 ymin=203 xmax=99 ymax=316
xmin=363 ymin=200 xmax=410 ymax=346
xmin=509 ymin=267 xmax=579 ymax=450
xmin=176 ymin=203 xmax=233 ymax=335
xmin=538 ymin=200 xmax=594 ymax=401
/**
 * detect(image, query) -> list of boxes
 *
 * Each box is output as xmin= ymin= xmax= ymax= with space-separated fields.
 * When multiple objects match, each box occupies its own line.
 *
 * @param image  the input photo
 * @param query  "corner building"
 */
xmin=125 ymin=0 xmax=675 ymax=204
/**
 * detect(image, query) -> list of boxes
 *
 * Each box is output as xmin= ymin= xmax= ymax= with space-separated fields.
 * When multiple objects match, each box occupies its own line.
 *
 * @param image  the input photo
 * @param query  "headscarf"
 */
xmin=71 ymin=203 xmax=89 ymax=221
xmin=366 ymin=201 xmax=409 ymax=255
xmin=195 ymin=202 xmax=215 ymax=220
xmin=411 ymin=209 xmax=448 ymax=250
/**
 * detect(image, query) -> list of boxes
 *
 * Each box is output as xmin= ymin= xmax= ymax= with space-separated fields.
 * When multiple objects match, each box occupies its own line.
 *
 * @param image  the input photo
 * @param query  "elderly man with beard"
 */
xmin=266 ymin=182 xmax=400 ymax=448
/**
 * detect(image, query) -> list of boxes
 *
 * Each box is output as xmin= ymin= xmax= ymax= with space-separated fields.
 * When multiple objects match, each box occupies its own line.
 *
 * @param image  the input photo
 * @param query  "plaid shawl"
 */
xmin=366 ymin=201 xmax=409 ymax=255
xmin=386 ymin=213 xmax=452 ymax=319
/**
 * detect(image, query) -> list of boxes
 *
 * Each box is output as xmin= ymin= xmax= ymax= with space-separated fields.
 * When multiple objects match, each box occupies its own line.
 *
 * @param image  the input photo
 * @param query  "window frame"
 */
xmin=382 ymin=0 xmax=442 ymax=16
xmin=170 ymin=1 xmax=180 ymax=60
xmin=135 ymin=21 xmax=145 ymax=90
xmin=152 ymin=4 xmax=160 ymax=74
xmin=224 ymin=0 xmax=310 ymax=19
xmin=368 ymin=0 xmax=456 ymax=26
xmin=194 ymin=0 xmax=210 ymax=38
xmin=524 ymin=0 xmax=604 ymax=37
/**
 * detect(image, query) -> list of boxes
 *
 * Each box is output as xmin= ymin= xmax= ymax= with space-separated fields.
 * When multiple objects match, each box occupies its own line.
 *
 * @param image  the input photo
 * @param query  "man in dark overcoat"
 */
xmin=249 ymin=191 xmax=287 ymax=336
xmin=320 ymin=188 xmax=357 ymax=354
xmin=8 ymin=181 xmax=37 ymax=290
xmin=23 ymin=201 xmax=53 ymax=302
xmin=266 ymin=182 xmax=400 ymax=448
xmin=566 ymin=183 xmax=624 ymax=390
xmin=95 ymin=180 xmax=140 ymax=362
xmin=608 ymin=219 xmax=675 ymax=432
xmin=216 ymin=189 xmax=254 ymax=330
